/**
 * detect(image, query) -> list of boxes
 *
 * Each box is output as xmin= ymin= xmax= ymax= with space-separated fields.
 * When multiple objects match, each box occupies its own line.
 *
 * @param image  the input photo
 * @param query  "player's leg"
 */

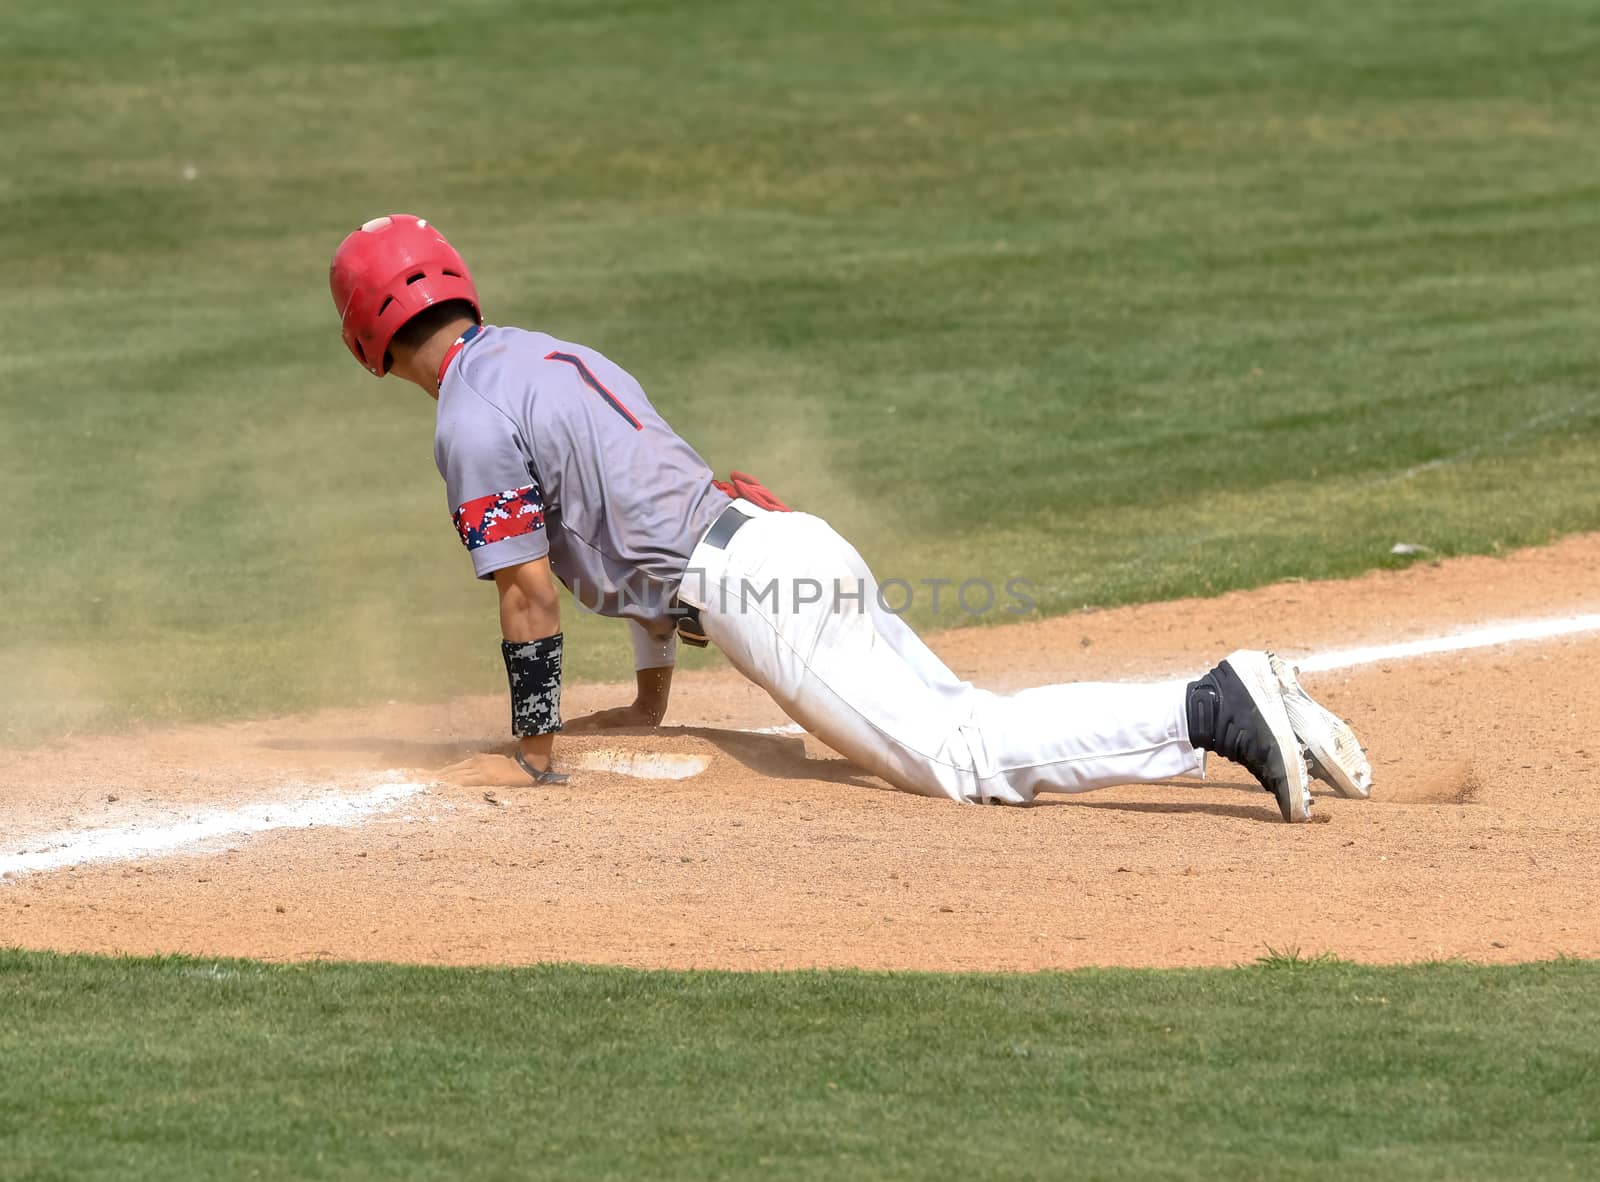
xmin=686 ymin=508 xmax=1308 ymax=815
xmin=814 ymin=518 xmax=1215 ymax=802
xmin=682 ymin=507 xmax=975 ymax=795
xmin=835 ymin=521 xmax=1331 ymax=817
xmin=826 ymin=522 xmax=1364 ymax=811
xmin=857 ymin=558 xmax=971 ymax=693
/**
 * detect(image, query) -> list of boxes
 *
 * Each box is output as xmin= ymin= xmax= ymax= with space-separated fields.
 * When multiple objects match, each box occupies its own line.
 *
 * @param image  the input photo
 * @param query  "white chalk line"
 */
xmin=1293 ymin=614 xmax=1600 ymax=673
xmin=744 ymin=611 xmax=1600 ymax=738
xmin=0 ymin=777 xmax=426 ymax=880
xmin=3 ymin=612 xmax=1596 ymax=881
xmin=1382 ymin=395 xmax=1599 ymax=485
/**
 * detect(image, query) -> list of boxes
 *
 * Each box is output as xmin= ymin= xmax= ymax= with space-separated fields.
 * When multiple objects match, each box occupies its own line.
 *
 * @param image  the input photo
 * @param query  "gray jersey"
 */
xmin=434 ymin=325 xmax=730 ymax=627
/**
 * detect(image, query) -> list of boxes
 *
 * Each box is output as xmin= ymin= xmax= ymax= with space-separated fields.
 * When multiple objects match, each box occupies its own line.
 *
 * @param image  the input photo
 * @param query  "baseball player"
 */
xmin=329 ymin=215 xmax=1372 ymax=821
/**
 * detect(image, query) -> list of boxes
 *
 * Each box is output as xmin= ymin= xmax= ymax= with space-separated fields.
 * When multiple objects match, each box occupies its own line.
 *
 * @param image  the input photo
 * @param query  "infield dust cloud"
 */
xmin=0 ymin=650 xmax=110 ymax=747
xmin=0 ymin=353 xmax=922 ymax=749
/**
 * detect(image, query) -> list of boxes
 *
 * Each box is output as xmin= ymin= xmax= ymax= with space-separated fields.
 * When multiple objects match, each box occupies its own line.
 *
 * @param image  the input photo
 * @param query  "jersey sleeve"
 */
xmin=438 ymin=402 xmax=551 ymax=580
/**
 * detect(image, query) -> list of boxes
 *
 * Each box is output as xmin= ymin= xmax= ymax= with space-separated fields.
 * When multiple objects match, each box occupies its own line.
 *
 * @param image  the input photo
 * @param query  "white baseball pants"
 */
xmin=678 ymin=502 xmax=1205 ymax=804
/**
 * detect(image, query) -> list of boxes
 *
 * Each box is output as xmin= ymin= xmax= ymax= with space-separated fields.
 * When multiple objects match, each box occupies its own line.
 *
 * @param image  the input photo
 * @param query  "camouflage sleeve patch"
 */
xmin=454 ymin=484 xmax=546 ymax=551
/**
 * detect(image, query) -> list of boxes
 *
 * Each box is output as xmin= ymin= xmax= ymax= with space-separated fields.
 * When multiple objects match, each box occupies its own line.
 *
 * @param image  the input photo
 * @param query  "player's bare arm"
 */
xmin=565 ymin=664 xmax=674 ymax=733
xmin=495 ymin=557 xmax=561 ymax=642
xmin=438 ymin=542 xmax=566 ymax=788
xmin=494 ymin=557 xmax=561 ymax=782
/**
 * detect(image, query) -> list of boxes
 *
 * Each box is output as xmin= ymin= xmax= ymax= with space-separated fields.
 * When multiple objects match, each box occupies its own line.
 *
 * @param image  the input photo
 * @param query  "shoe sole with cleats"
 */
xmin=1269 ymin=654 xmax=1373 ymax=799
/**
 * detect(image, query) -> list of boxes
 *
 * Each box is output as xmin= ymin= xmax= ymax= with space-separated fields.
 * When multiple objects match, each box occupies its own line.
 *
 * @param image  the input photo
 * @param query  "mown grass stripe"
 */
xmin=1 ymin=951 xmax=1596 ymax=1180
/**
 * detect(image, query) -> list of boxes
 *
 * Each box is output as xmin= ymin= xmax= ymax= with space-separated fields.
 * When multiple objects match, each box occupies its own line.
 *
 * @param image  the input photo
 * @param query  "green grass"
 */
xmin=1 ymin=950 xmax=1596 ymax=1180
xmin=2 ymin=0 xmax=1598 ymax=739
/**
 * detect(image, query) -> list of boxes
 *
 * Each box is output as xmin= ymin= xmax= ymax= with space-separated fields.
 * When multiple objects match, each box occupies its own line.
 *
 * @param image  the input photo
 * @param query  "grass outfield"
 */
xmin=4 ymin=0 xmax=1600 ymax=739
xmin=1 ymin=950 xmax=1596 ymax=1180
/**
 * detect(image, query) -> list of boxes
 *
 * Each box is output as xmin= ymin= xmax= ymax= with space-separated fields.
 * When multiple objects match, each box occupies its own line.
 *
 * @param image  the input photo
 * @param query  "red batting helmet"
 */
xmin=329 ymin=214 xmax=481 ymax=375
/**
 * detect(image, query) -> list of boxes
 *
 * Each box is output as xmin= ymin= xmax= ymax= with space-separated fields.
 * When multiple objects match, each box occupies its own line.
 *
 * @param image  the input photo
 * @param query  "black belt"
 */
xmin=675 ymin=504 xmax=750 ymax=647
xmin=701 ymin=503 xmax=750 ymax=550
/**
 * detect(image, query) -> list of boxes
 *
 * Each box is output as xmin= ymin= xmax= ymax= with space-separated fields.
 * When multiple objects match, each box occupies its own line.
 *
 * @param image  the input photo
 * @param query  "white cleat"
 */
xmin=1269 ymin=654 xmax=1373 ymax=799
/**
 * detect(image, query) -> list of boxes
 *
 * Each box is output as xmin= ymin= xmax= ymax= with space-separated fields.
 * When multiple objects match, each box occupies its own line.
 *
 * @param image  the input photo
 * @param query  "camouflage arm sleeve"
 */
xmin=501 ymin=633 xmax=563 ymax=737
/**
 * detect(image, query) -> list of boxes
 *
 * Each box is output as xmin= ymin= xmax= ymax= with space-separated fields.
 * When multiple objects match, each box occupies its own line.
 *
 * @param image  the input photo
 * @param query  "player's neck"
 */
xmin=393 ymin=315 xmax=479 ymax=400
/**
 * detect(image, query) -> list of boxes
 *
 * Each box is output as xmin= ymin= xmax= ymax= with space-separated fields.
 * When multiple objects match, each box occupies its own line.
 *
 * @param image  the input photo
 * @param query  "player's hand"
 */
xmin=563 ymin=702 xmax=662 ymax=733
xmin=439 ymin=752 xmax=557 ymax=787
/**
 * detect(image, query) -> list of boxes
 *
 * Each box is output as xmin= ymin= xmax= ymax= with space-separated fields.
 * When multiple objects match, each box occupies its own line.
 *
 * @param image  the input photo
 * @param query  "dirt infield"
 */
xmin=3 ymin=534 xmax=1597 ymax=970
